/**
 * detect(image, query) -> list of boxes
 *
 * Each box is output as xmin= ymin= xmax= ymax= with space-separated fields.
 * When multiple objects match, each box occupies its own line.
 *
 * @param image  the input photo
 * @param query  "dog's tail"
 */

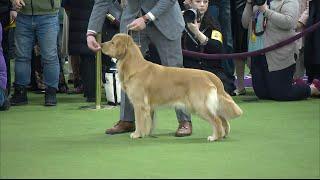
xmin=205 ymin=72 xmax=243 ymax=120
xmin=218 ymin=93 xmax=243 ymax=120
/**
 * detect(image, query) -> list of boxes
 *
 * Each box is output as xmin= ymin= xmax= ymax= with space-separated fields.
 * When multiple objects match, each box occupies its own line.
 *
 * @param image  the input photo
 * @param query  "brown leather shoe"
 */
xmin=105 ymin=120 xmax=135 ymax=135
xmin=175 ymin=121 xmax=192 ymax=137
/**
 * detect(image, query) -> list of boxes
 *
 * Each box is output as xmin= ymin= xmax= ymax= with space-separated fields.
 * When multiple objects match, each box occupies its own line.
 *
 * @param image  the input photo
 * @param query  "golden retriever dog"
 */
xmin=101 ymin=33 xmax=243 ymax=142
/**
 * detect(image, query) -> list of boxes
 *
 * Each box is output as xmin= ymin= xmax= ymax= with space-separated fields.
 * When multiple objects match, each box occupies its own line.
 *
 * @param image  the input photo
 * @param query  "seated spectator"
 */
xmin=0 ymin=23 xmax=10 ymax=111
xmin=242 ymin=0 xmax=320 ymax=100
xmin=182 ymin=0 xmax=235 ymax=95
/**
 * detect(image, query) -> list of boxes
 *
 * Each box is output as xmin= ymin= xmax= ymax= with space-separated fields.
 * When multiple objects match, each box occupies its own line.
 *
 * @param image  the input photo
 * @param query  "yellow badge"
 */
xmin=251 ymin=33 xmax=256 ymax=42
xmin=211 ymin=30 xmax=223 ymax=43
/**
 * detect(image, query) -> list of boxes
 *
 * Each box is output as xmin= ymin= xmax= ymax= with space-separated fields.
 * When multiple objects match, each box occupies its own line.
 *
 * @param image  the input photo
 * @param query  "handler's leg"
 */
xmin=148 ymin=25 xmax=192 ymax=137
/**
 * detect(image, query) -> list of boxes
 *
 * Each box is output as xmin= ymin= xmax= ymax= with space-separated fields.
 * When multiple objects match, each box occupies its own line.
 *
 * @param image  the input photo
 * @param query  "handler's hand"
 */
xmin=87 ymin=35 xmax=101 ymax=52
xmin=10 ymin=11 xmax=17 ymax=22
xmin=13 ymin=0 xmax=25 ymax=11
xmin=127 ymin=17 xmax=146 ymax=31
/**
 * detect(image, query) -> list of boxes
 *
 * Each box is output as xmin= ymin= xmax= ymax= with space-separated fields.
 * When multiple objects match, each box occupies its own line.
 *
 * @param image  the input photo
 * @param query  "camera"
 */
xmin=183 ymin=9 xmax=201 ymax=23
xmin=253 ymin=0 xmax=267 ymax=6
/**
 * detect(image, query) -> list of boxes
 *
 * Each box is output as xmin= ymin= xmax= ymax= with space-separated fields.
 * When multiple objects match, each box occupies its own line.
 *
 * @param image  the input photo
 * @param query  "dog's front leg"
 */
xmin=130 ymin=106 xmax=143 ymax=139
xmin=130 ymin=104 xmax=149 ymax=139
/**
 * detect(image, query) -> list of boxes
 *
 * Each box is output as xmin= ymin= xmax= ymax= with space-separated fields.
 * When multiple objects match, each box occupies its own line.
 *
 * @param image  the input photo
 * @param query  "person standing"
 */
xmin=86 ymin=0 xmax=193 ymax=137
xmin=0 ymin=0 xmax=17 ymax=96
xmin=10 ymin=0 xmax=61 ymax=106
xmin=304 ymin=0 xmax=320 ymax=84
xmin=218 ymin=0 xmax=237 ymax=96
xmin=231 ymin=0 xmax=250 ymax=96
xmin=293 ymin=0 xmax=309 ymax=81
xmin=0 ymin=23 xmax=10 ymax=111
xmin=63 ymin=0 xmax=97 ymax=101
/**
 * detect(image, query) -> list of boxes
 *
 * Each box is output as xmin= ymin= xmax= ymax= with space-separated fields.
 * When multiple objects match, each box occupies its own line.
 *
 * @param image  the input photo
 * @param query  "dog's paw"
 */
xmin=207 ymin=135 xmax=218 ymax=142
xmin=130 ymin=132 xmax=141 ymax=139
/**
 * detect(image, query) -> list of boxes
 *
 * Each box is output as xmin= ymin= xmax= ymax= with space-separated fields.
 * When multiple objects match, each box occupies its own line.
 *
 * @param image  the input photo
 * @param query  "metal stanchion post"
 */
xmin=79 ymin=33 xmax=115 ymax=110
xmin=95 ymin=33 xmax=102 ymax=109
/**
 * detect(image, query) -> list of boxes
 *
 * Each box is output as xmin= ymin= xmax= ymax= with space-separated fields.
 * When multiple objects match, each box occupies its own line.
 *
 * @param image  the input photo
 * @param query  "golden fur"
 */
xmin=101 ymin=33 xmax=243 ymax=141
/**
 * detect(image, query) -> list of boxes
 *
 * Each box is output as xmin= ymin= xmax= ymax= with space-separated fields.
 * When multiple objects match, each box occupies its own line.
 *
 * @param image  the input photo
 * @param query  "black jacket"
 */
xmin=182 ymin=11 xmax=236 ymax=95
xmin=63 ymin=0 xmax=118 ymax=56
xmin=0 ymin=0 xmax=12 ymax=26
xmin=182 ymin=11 xmax=223 ymax=71
xmin=304 ymin=0 xmax=320 ymax=65
xmin=0 ymin=0 xmax=11 ymax=14
xmin=63 ymin=0 xmax=95 ymax=55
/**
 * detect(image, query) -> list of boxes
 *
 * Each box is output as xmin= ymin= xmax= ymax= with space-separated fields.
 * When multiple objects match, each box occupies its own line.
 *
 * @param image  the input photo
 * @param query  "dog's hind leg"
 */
xmin=196 ymin=109 xmax=224 ymax=142
xmin=220 ymin=116 xmax=230 ymax=138
xmin=195 ymin=88 xmax=224 ymax=141
xmin=146 ymin=109 xmax=156 ymax=135
xmin=207 ymin=115 xmax=225 ymax=142
xmin=142 ymin=106 xmax=153 ymax=137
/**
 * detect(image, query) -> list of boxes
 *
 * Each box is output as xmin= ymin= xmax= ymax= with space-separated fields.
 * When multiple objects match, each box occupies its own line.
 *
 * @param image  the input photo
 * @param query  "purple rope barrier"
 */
xmin=182 ymin=20 xmax=320 ymax=60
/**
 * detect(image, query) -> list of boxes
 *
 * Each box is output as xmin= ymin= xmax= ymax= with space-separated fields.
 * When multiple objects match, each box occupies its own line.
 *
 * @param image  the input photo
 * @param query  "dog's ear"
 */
xmin=125 ymin=34 xmax=132 ymax=48
xmin=114 ymin=34 xmax=130 ymax=59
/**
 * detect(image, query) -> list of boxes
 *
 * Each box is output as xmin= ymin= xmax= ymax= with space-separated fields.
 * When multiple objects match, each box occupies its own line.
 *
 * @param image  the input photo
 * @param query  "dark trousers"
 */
xmin=305 ymin=64 xmax=320 ymax=83
xmin=80 ymin=55 xmax=96 ymax=99
xmin=251 ymin=55 xmax=310 ymax=101
xmin=184 ymin=59 xmax=235 ymax=96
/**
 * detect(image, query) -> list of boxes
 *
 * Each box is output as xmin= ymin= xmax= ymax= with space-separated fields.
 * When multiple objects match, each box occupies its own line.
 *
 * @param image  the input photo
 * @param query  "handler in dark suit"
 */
xmin=86 ymin=0 xmax=193 ymax=137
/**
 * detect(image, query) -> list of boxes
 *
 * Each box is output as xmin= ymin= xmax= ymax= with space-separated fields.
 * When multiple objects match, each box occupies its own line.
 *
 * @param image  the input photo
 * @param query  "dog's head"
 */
xmin=101 ymin=33 xmax=134 ymax=60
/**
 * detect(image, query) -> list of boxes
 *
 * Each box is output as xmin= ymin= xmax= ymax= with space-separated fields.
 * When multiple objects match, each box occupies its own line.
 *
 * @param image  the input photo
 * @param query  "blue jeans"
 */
xmin=14 ymin=13 xmax=60 ymax=89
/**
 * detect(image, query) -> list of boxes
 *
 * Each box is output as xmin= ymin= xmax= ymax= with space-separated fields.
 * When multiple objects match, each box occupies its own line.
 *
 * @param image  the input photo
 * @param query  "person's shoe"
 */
xmin=229 ymin=91 xmax=236 ymax=96
xmin=67 ymin=85 xmax=83 ymax=94
xmin=311 ymin=79 xmax=320 ymax=96
xmin=68 ymin=73 xmax=74 ymax=84
xmin=45 ymin=86 xmax=57 ymax=106
xmin=105 ymin=120 xmax=135 ymax=135
xmin=0 ymin=98 xmax=10 ymax=111
xmin=234 ymin=88 xmax=246 ymax=96
xmin=86 ymin=97 xmax=96 ymax=102
xmin=58 ymin=84 xmax=69 ymax=93
xmin=293 ymin=78 xmax=306 ymax=86
xmin=10 ymin=84 xmax=28 ymax=106
xmin=175 ymin=121 xmax=192 ymax=137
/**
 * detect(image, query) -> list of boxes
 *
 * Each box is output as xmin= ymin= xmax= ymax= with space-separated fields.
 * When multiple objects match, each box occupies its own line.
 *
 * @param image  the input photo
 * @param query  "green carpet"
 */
xmin=0 ymin=90 xmax=319 ymax=178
